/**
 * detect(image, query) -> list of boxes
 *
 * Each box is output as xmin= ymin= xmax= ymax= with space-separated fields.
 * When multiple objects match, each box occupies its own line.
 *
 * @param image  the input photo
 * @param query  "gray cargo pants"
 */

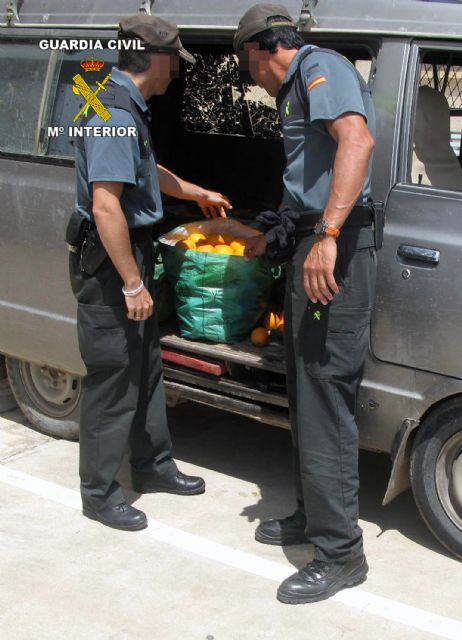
xmin=69 ymin=230 xmax=175 ymax=510
xmin=284 ymin=226 xmax=377 ymax=563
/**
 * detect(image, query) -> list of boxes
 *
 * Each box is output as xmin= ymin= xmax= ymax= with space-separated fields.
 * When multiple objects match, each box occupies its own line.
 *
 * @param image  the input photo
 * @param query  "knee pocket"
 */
xmin=77 ymin=303 xmax=130 ymax=369
xmin=300 ymin=305 xmax=371 ymax=380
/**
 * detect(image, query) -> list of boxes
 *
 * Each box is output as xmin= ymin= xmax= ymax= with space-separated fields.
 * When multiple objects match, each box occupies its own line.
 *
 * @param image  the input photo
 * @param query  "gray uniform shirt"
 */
xmin=75 ymin=67 xmax=163 ymax=228
xmin=276 ymin=45 xmax=376 ymax=213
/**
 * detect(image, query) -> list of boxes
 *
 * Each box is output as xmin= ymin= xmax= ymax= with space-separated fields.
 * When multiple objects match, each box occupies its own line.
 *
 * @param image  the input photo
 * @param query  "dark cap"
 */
xmin=119 ymin=15 xmax=195 ymax=64
xmin=233 ymin=3 xmax=297 ymax=52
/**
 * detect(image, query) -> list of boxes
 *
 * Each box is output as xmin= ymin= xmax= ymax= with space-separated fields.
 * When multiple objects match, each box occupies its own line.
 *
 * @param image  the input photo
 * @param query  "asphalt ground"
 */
xmin=1 ymin=396 xmax=462 ymax=640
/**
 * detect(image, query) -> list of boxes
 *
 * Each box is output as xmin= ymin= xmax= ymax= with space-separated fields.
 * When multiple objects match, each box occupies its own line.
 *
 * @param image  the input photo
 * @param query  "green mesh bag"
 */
xmin=159 ymin=219 xmax=274 ymax=343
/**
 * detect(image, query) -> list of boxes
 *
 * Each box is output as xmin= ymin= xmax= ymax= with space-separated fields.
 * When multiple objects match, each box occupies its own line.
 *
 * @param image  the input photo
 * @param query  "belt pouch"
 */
xmin=65 ymin=211 xmax=89 ymax=250
xmin=80 ymin=228 xmax=108 ymax=275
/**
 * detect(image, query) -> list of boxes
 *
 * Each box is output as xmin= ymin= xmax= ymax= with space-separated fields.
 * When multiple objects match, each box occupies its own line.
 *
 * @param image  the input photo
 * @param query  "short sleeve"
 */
xmin=301 ymin=52 xmax=367 ymax=125
xmin=84 ymin=109 xmax=140 ymax=185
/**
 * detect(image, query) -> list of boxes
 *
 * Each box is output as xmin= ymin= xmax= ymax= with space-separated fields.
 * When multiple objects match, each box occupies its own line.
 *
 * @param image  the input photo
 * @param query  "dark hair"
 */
xmin=250 ymin=20 xmax=305 ymax=53
xmin=118 ymin=48 xmax=153 ymax=73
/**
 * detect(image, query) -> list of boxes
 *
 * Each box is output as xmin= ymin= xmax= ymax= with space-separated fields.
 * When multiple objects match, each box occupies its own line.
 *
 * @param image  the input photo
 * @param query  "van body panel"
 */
xmin=1 ymin=0 xmax=150 ymax=26
xmin=0 ymin=0 xmax=302 ymax=29
xmin=3 ymin=0 xmax=462 ymax=38
xmin=0 ymin=157 xmax=81 ymax=373
xmin=306 ymin=0 xmax=462 ymax=38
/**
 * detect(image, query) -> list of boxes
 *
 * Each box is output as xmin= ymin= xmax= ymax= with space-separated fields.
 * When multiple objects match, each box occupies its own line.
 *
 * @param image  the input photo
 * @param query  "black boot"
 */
xmin=132 ymin=469 xmax=205 ymax=496
xmin=82 ymin=502 xmax=147 ymax=531
xmin=255 ymin=509 xmax=307 ymax=546
xmin=277 ymin=554 xmax=368 ymax=604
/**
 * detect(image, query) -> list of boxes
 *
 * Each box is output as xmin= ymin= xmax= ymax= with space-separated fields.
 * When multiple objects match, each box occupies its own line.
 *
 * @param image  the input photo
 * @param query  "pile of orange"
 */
xmin=250 ymin=309 xmax=285 ymax=347
xmin=177 ymin=232 xmax=246 ymax=256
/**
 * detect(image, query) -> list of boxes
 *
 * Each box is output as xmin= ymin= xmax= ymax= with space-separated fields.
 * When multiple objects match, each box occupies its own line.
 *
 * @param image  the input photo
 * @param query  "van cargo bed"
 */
xmin=160 ymin=329 xmax=289 ymax=429
xmin=160 ymin=331 xmax=286 ymax=374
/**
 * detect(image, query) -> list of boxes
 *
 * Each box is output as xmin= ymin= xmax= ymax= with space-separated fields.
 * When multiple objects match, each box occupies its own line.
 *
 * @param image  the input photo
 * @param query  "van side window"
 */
xmin=182 ymin=52 xmax=280 ymax=138
xmin=45 ymin=49 xmax=117 ymax=158
xmin=0 ymin=42 xmax=49 ymax=155
xmin=181 ymin=50 xmax=373 ymax=139
xmin=410 ymin=52 xmax=462 ymax=191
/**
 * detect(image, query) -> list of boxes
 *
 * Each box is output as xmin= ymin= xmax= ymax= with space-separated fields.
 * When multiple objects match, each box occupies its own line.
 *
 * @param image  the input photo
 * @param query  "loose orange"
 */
xmin=188 ymin=232 xmax=207 ymax=244
xmin=177 ymin=239 xmax=196 ymax=251
xmin=214 ymin=245 xmax=234 ymax=255
xmin=196 ymin=244 xmax=215 ymax=253
xmin=263 ymin=310 xmax=281 ymax=331
xmin=230 ymin=240 xmax=245 ymax=256
xmin=207 ymin=233 xmax=225 ymax=246
xmin=250 ymin=327 xmax=270 ymax=347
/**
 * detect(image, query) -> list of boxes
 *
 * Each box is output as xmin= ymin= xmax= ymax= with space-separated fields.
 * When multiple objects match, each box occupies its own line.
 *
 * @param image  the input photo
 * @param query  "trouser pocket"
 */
xmin=300 ymin=304 xmax=371 ymax=380
xmin=77 ymin=303 xmax=129 ymax=369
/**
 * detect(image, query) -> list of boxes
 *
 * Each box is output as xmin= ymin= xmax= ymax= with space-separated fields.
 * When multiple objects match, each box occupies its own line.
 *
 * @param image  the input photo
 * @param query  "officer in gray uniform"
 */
xmin=69 ymin=15 xmax=231 ymax=531
xmin=235 ymin=4 xmax=377 ymax=603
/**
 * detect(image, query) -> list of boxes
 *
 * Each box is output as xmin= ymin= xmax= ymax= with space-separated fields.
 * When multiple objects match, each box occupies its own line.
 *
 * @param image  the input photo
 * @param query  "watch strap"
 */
xmin=325 ymin=225 xmax=340 ymax=238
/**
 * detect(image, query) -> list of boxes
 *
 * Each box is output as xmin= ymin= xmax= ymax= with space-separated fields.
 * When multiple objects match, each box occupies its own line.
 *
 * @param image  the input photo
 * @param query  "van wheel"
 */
xmin=410 ymin=399 xmax=462 ymax=559
xmin=5 ymin=357 xmax=81 ymax=440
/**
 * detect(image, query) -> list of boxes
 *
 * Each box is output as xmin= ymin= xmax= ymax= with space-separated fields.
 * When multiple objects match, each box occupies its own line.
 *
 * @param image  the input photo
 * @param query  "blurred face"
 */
xmin=148 ymin=53 xmax=180 ymax=94
xmin=238 ymin=42 xmax=278 ymax=97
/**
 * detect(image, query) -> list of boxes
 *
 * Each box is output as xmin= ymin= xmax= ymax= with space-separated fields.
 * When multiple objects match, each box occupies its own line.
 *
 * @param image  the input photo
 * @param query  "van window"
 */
xmin=182 ymin=49 xmax=373 ymax=139
xmin=410 ymin=51 xmax=462 ymax=191
xmin=0 ymin=42 xmax=49 ymax=155
xmin=182 ymin=52 xmax=280 ymax=138
xmin=44 ymin=49 xmax=117 ymax=158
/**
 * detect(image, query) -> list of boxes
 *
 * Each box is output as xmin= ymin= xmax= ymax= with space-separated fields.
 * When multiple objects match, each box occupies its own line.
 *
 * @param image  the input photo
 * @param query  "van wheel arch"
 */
xmin=5 ymin=357 xmax=81 ymax=440
xmin=410 ymin=396 xmax=462 ymax=560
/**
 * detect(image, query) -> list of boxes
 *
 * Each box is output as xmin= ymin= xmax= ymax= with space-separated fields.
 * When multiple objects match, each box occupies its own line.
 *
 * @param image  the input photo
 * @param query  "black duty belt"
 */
xmin=295 ymin=205 xmax=374 ymax=234
xmin=86 ymin=220 xmax=153 ymax=243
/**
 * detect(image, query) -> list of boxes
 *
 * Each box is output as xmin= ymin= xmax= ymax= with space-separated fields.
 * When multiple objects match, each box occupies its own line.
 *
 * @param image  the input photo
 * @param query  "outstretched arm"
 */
xmin=157 ymin=164 xmax=232 ymax=219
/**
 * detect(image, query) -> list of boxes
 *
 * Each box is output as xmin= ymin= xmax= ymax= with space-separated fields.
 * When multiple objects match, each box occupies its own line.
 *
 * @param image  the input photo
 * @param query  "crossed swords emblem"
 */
xmin=72 ymin=72 xmax=112 ymax=122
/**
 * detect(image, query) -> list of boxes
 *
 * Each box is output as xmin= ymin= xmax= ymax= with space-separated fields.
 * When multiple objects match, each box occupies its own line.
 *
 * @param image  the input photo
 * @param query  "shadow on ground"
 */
xmin=165 ymin=401 xmax=452 ymax=564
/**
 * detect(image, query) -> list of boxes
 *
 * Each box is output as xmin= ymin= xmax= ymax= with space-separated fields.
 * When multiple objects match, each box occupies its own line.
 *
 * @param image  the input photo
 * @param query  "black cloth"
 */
xmin=255 ymin=205 xmax=376 ymax=263
xmin=69 ymin=235 xmax=175 ymax=510
xmin=284 ymin=227 xmax=377 ymax=562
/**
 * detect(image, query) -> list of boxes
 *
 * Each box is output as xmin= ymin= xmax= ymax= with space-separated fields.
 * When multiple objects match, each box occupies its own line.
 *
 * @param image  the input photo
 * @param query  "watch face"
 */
xmin=314 ymin=220 xmax=327 ymax=236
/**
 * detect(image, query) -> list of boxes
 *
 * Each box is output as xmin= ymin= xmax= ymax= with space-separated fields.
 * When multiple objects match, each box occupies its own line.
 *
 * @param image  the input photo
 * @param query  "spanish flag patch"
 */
xmin=307 ymin=75 xmax=327 ymax=91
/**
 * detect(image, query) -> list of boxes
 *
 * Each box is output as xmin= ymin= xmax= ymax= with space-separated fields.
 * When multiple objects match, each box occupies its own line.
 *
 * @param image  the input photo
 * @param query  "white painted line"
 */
xmin=1 ymin=464 xmax=462 ymax=640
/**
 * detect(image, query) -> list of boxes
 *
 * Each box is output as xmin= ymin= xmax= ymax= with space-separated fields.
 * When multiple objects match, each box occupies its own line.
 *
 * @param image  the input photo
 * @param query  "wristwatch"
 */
xmin=313 ymin=219 xmax=340 ymax=239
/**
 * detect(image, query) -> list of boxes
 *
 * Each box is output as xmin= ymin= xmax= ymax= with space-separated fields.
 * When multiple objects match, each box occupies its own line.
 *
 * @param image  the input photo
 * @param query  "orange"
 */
xmin=250 ymin=327 xmax=269 ymax=347
xmin=196 ymin=244 xmax=215 ymax=253
xmin=230 ymin=240 xmax=245 ymax=256
xmin=263 ymin=310 xmax=281 ymax=331
xmin=214 ymin=245 xmax=234 ymax=255
xmin=188 ymin=232 xmax=206 ymax=244
xmin=207 ymin=233 xmax=225 ymax=246
xmin=177 ymin=239 xmax=196 ymax=251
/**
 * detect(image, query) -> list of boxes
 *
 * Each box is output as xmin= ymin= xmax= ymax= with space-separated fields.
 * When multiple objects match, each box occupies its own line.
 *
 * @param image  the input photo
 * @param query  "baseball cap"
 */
xmin=119 ymin=15 xmax=196 ymax=64
xmin=233 ymin=3 xmax=297 ymax=53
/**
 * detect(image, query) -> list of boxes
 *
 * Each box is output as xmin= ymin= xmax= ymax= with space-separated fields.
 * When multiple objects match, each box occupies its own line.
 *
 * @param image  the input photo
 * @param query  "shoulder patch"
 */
xmin=307 ymin=75 xmax=327 ymax=91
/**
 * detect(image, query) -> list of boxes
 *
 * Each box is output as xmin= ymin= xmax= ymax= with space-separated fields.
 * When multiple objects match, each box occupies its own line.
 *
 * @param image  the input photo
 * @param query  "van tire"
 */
xmin=410 ymin=398 xmax=462 ymax=560
xmin=5 ymin=357 xmax=81 ymax=440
